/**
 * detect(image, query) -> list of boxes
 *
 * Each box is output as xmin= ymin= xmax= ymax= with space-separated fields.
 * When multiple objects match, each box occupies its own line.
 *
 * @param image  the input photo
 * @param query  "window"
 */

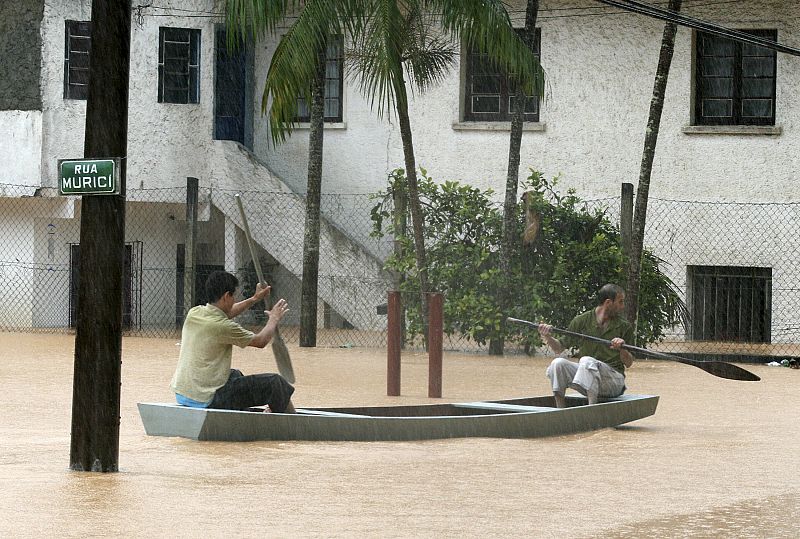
xmin=464 ymin=29 xmax=541 ymax=122
xmin=158 ymin=27 xmax=201 ymax=104
xmin=687 ymin=265 xmax=772 ymax=343
xmin=694 ymin=30 xmax=777 ymax=126
xmin=64 ymin=20 xmax=91 ymax=100
xmin=296 ymin=36 xmax=344 ymax=122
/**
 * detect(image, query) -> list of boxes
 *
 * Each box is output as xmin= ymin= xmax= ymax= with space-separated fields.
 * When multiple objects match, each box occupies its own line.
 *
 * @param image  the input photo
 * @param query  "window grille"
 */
xmin=158 ymin=27 xmax=201 ymax=104
xmin=694 ymin=29 xmax=777 ymax=126
xmin=64 ymin=20 xmax=91 ymax=100
xmin=464 ymin=29 xmax=541 ymax=122
xmin=296 ymin=36 xmax=344 ymax=122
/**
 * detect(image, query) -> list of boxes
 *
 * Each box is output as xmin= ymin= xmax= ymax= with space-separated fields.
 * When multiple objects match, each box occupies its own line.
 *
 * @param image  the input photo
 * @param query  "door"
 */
xmin=214 ymin=27 xmax=246 ymax=144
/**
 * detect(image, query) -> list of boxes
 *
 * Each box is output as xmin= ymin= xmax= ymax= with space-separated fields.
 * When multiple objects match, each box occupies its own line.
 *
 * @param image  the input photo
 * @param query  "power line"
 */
xmin=506 ymin=0 xmax=743 ymax=15
xmin=595 ymin=0 xmax=800 ymax=56
xmin=136 ymin=0 xmax=750 ymax=24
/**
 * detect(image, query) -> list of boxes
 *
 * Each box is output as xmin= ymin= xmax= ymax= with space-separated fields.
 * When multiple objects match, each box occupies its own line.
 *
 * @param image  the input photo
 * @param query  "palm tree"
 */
xmin=227 ymin=1 xmax=343 ymax=346
xmin=626 ymin=0 xmax=683 ymax=335
xmin=228 ymin=0 xmax=545 ymax=338
xmin=345 ymin=0 xmax=546 ymax=333
xmin=491 ymin=0 xmax=540 ymax=356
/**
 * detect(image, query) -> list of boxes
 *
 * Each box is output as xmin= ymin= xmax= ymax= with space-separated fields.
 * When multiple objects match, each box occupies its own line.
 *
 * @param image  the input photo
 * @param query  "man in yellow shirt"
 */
xmin=538 ymin=284 xmax=634 ymax=408
xmin=170 ymin=271 xmax=295 ymax=413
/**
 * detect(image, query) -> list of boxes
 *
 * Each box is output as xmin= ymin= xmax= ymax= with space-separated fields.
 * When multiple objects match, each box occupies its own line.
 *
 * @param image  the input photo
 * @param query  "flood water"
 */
xmin=0 ymin=332 xmax=798 ymax=538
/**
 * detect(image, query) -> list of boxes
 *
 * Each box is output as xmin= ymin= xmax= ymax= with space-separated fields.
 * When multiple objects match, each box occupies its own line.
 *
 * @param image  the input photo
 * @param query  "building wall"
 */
xmin=38 ymin=0 xmax=221 ymax=189
xmin=0 ymin=111 xmax=43 ymax=187
xmin=0 ymin=0 xmax=44 ymax=111
xmin=257 ymin=0 xmax=800 ymax=204
xmin=20 ymin=0 xmax=800 ymax=199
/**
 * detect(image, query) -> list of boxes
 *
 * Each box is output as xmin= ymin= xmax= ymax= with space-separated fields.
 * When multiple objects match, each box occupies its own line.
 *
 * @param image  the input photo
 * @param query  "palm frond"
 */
xmin=224 ymin=0 xmax=298 ymax=50
xmin=263 ymin=0 xmax=347 ymax=143
xmin=346 ymin=0 xmax=409 ymax=118
xmin=425 ymin=0 xmax=545 ymax=96
xmin=401 ymin=9 xmax=457 ymax=94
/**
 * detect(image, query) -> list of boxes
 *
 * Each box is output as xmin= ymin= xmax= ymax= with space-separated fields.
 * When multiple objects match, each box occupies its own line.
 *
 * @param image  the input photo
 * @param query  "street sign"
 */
xmin=58 ymin=158 xmax=120 ymax=195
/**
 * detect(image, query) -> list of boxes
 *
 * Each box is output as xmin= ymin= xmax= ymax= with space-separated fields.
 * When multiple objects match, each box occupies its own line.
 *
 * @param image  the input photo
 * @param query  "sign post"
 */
xmin=58 ymin=158 xmax=120 ymax=196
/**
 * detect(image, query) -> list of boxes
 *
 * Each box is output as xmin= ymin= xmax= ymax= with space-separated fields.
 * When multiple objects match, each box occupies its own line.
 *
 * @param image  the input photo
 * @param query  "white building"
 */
xmin=1 ymin=0 xmax=798 ymax=349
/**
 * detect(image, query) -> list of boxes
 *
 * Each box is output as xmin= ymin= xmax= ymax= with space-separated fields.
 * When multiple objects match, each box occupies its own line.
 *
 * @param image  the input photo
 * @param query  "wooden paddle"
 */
xmin=506 ymin=317 xmax=760 ymax=382
xmin=235 ymin=194 xmax=296 ymax=384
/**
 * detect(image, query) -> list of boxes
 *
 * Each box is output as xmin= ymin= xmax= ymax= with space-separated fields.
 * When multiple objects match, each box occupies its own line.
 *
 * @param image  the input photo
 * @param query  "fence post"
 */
xmin=621 ymin=182 xmax=634 ymax=261
xmin=387 ymin=290 xmax=402 ymax=396
xmin=184 ymin=177 xmax=198 ymax=316
xmin=392 ymin=185 xmax=407 ymax=347
xmin=428 ymin=292 xmax=443 ymax=398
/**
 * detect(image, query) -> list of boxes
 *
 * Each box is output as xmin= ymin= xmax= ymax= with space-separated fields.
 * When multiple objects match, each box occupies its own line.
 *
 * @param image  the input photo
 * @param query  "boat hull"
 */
xmin=137 ymin=394 xmax=658 ymax=442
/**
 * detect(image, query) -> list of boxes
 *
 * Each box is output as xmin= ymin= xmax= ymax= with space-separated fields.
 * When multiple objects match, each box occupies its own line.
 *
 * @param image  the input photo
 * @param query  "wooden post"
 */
xmin=387 ymin=291 xmax=401 ymax=396
xmin=428 ymin=293 xmax=443 ymax=398
xmin=184 ymin=177 xmax=198 ymax=314
xmin=392 ymin=185 xmax=407 ymax=347
xmin=70 ymin=0 xmax=131 ymax=472
xmin=621 ymin=182 xmax=634 ymax=261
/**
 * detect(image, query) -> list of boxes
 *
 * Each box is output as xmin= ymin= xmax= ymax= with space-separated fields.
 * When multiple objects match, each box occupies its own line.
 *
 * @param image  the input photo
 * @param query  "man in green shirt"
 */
xmin=170 ymin=271 xmax=296 ymax=413
xmin=538 ymin=284 xmax=634 ymax=408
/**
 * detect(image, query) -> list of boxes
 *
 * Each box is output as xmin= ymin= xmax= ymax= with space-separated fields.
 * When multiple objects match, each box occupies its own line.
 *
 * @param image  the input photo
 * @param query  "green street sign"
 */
xmin=58 ymin=158 xmax=120 ymax=195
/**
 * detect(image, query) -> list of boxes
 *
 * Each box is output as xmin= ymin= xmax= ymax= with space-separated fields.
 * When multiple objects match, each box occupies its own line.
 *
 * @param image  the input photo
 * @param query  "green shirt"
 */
xmin=560 ymin=309 xmax=634 ymax=375
xmin=170 ymin=304 xmax=255 ymax=403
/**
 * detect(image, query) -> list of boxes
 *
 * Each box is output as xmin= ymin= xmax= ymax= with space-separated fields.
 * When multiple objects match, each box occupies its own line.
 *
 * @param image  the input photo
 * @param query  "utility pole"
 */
xmin=69 ymin=0 xmax=131 ymax=472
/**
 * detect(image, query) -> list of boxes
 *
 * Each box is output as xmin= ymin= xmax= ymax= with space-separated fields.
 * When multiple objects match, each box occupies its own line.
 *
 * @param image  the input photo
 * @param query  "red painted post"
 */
xmin=387 ymin=291 xmax=401 ymax=396
xmin=428 ymin=293 xmax=443 ymax=398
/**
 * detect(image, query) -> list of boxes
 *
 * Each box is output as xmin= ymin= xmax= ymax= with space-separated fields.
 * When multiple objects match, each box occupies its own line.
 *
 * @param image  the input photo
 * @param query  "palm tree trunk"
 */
xmin=299 ymin=41 xmax=327 ymax=347
xmin=626 ymin=0 xmax=682 ymax=334
xmin=393 ymin=72 xmax=430 ymax=336
xmin=490 ymin=0 xmax=540 ymax=356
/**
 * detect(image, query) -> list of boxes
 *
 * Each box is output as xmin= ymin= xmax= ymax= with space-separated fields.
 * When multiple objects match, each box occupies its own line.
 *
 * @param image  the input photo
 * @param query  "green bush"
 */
xmin=370 ymin=168 xmax=687 ymax=350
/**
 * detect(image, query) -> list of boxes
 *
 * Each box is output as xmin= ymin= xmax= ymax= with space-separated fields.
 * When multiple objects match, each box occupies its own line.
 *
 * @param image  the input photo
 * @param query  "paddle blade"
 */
xmin=693 ymin=360 xmax=760 ymax=382
xmin=271 ymin=328 xmax=295 ymax=383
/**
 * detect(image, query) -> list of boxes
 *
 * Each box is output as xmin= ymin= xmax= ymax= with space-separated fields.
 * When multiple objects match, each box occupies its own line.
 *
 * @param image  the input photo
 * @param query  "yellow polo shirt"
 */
xmin=170 ymin=304 xmax=254 ymax=403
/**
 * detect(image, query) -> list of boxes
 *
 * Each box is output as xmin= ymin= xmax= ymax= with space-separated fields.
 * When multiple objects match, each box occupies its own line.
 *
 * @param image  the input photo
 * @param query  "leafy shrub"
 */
xmin=370 ymin=168 xmax=687 ymax=350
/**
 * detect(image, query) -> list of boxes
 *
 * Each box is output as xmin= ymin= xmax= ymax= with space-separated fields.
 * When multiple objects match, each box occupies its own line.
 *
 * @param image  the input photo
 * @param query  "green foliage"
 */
xmin=371 ymin=169 xmax=687 ymax=349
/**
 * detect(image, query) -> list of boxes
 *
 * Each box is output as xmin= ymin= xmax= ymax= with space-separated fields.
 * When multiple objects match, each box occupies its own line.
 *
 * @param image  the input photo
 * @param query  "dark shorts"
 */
xmin=209 ymin=369 xmax=295 ymax=412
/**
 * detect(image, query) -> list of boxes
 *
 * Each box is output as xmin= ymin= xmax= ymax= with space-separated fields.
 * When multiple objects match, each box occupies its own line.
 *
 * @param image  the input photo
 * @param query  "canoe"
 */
xmin=137 ymin=393 xmax=658 ymax=442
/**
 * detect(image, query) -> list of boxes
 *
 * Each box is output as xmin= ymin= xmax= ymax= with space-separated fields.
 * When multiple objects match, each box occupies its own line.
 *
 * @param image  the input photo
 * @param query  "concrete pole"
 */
xmin=428 ymin=293 xmax=443 ymax=398
xmin=387 ymin=291 xmax=402 ymax=396
xmin=621 ymin=182 xmax=634 ymax=262
xmin=184 ymin=177 xmax=198 ymax=314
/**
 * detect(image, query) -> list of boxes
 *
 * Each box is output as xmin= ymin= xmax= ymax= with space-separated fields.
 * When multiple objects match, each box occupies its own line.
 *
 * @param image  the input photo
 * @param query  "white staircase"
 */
xmin=209 ymin=141 xmax=390 ymax=330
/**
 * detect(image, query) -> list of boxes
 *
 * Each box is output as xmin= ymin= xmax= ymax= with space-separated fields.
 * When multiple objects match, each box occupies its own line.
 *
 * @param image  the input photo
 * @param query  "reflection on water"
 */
xmin=0 ymin=332 xmax=798 ymax=538
xmin=602 ymin=493 xmax=800 ymax=538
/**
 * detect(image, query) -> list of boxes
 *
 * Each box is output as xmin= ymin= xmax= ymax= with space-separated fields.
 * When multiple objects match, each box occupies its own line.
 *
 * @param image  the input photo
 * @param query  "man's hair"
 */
xmin=205 ymin=271 xmax=238 ymax=303
xmin=597 ymin=283 xmax=625 ymax=305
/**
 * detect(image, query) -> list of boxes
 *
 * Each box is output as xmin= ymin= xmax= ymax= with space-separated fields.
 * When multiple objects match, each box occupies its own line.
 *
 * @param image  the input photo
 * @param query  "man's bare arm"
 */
xmin=249 ymin=299 xmax=289 ymax=348
xmin=538 ymin=324 xmax=566 ymax=355
xmin=230 ymin=283 xmax=270 ymax=319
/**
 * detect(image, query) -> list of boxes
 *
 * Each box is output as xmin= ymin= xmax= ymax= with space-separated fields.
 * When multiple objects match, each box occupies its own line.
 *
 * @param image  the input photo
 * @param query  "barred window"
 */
xmin=464 ymin=29 xmax=541 ymax=122
xmin=296 ymin=36 xmax=344 ymax=122
xmin=694 ymin=29 xmax=777 ymax=126
xmin=687 ymin=265 xmax=772 ymax=343
xmin=64 ymin=20 xmax=91 ymax=100
xmin=158 ymin=27 xmax=201 ymax=104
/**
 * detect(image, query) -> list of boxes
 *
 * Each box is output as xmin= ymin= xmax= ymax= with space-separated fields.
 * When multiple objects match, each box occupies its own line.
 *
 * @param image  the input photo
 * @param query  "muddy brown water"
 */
xmin=0 ymin=332 xmax=798 ymax=538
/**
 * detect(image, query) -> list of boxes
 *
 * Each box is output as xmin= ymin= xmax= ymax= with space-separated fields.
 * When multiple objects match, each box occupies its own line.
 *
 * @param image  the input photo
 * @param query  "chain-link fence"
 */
xmin=2 ymin=181 xmax=800 ymax=360
xmin=587 ymin=195 xmax=800 ymax=361
xmin=0 ymin=182 xmax=393 ymax=348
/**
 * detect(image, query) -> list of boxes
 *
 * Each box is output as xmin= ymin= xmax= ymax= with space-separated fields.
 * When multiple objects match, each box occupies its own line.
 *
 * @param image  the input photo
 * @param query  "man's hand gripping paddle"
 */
xmin=506 ymin=317 xmax=760 ymax=382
